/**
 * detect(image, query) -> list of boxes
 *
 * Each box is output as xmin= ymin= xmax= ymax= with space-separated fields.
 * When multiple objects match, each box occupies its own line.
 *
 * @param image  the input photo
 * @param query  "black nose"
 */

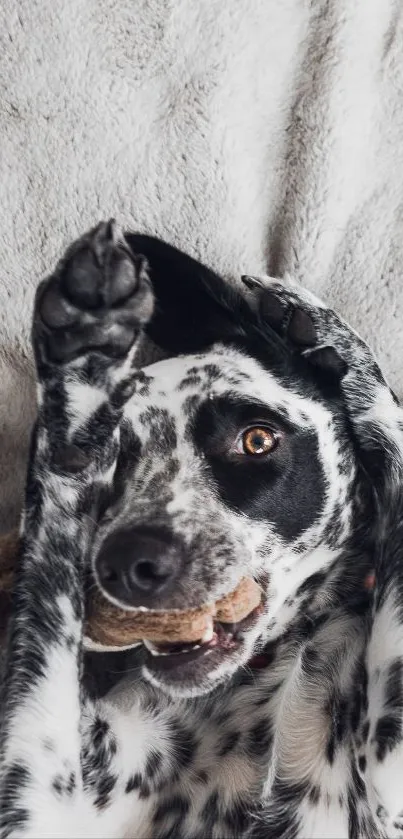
xmin=95 ymin=527 xmax=183 ymax=608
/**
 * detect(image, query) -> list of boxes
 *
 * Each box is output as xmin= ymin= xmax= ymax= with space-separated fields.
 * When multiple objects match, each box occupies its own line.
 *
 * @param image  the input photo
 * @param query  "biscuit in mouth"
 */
xmin=86 ymin=576 xmax=264 ymax=653
xmin=141 ymin=601 xmax=264 ymax=667
xmin=0 ymin=532 xmax=264 ymax=656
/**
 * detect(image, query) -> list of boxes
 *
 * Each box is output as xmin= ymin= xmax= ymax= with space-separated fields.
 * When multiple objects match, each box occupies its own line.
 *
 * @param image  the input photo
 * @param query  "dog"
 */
xmin=1 ymin=220 xmax=403 ymax=838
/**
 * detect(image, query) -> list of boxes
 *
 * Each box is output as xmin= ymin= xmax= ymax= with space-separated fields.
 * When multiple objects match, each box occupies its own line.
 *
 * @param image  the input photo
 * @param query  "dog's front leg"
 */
xmin=0 ymin=221 xmax=154 ymax=838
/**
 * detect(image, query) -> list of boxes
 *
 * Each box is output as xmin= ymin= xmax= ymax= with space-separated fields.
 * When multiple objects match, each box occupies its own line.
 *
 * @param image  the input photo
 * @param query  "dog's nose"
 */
xmin=95 ymin=527 xmax=183 ymax=608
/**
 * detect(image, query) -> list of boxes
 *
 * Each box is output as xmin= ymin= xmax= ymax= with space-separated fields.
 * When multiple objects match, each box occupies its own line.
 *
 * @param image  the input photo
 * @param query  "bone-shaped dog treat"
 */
xmin=0 ymin=531 xmax=262 ymax=648
xmin=87 ymin=576 xmax=262 ymax=648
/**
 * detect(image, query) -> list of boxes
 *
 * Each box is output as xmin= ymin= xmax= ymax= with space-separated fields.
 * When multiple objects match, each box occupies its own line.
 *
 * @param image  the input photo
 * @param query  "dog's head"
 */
xmin=90 ymin=236 xmax=362 ymax=697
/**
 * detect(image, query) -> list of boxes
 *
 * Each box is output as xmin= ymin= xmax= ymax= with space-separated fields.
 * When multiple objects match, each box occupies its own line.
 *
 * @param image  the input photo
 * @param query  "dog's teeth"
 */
xmin=201 ymin=620 xmax=214 ymax=644
xmin=143 ymin=639 xmax=204 ymax=657
xmin=143 ymin=640 xmax=161 ymax=656
xmin=143 ymin=639 xmax=201 ymax=657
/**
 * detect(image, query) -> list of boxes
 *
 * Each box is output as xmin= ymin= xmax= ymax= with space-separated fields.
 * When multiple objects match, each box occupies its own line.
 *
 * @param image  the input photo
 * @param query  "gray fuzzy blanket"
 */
xmin=1 ymin=0 xmax=402 ymax=530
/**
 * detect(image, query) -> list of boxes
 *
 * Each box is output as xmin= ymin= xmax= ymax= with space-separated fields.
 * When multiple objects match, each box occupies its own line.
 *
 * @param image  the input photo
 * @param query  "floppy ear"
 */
xmin=125 ymin=234 xmax=244 ymax=354
xmin=125 ymin=234 xmax=287 ymax=358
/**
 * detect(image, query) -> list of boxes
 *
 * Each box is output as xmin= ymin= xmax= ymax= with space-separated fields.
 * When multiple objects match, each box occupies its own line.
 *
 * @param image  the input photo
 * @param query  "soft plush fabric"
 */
xmin=1 ymin=0 xmax=402 ymax=530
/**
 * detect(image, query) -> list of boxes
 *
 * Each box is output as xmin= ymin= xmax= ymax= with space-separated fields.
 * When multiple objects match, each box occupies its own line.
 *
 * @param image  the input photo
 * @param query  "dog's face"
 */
xmin=91 ymin=336 xmax=357 ymax=697
xmin=80 ymin=233 xmax=359 ymax=697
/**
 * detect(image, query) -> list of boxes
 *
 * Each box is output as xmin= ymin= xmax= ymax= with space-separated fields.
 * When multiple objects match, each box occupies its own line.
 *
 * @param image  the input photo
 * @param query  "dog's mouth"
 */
xmin=86 ymin=572 xmax=267 ymax=693
xmin=142 ymin=601 xmax=264 ymax=678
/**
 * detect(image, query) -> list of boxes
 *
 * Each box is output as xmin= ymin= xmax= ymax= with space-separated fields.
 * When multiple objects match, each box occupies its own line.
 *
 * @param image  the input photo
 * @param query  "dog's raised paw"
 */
xmin=34 ymin=219 xmax=154 ymax=364
xmin=242 ymin=276 xmax=349 ymax=380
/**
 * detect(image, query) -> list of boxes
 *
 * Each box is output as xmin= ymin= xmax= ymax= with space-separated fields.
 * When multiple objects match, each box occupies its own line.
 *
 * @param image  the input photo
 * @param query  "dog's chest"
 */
xmin=134 ymin=669 xmax=360 ymax=837
xmin=87 ymin=616 xmax=368 ymax=838
xmin=131 ymin=678 xmax=273 ymax=839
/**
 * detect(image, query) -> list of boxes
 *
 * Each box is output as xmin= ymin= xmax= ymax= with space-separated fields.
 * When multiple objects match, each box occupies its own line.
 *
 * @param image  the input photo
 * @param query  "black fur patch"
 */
xmin=192 ymin=395 xmax=326 ymax=541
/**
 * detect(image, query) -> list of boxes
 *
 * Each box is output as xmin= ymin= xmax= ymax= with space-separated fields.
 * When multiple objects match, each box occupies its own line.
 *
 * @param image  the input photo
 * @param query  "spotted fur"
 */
xmin=1 ymin=221 xmax=403 ymax=838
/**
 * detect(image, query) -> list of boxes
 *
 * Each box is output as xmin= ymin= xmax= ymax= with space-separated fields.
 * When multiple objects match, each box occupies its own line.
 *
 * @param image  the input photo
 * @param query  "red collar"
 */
xmin=248 ymin=645 xmax=276 ymax=670
xmin=248 ymin=653 xmax=272 ymax=669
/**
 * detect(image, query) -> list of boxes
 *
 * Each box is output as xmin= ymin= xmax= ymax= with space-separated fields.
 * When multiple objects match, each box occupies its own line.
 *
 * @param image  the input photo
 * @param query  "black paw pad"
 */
xmin=62 ymin=246 xmax=104 ymax=310
xmin=33 ymin=219 xmax=153 ymax=365
xmin=260 ymin=291 xmax=288 ymax=330
xmin=61 ymin=221 xmax=140 ymax=311
xmin=105 ymin=247 xmax=141 ymax=306
xmin=287 ymin=308 xmax=317 ymax=347
xmin=241 ymin=279 xmax=289 ymax=331
xmin=38 ymin=281 xmax=78 ymax=329
xmin=306 ymin=346 xmax=348 ymax=379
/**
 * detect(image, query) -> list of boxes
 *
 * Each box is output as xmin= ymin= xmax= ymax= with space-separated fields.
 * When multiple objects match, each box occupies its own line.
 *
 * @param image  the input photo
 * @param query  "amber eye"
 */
xmin=239 ymin=426 xmax=278 ymax=456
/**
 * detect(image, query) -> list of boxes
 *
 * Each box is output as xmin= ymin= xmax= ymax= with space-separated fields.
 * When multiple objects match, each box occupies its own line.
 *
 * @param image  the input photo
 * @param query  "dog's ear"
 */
xmin=124 ymin=234 xmax=264 ymax=355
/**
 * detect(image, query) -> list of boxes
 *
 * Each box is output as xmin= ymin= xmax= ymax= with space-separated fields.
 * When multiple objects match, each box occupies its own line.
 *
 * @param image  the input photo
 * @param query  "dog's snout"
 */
xmin=96 ymin=527 xmax=183 ymax=608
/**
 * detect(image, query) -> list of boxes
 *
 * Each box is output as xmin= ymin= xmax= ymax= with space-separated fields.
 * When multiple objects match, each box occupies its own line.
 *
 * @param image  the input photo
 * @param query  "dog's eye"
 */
xmin=237 ymin=426 xmax=279 ymax=457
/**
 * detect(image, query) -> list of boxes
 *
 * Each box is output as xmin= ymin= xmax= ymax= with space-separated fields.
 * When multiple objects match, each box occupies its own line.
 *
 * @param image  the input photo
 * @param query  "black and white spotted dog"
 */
xmin=1 ymin=220 xmax=403 ymax=838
